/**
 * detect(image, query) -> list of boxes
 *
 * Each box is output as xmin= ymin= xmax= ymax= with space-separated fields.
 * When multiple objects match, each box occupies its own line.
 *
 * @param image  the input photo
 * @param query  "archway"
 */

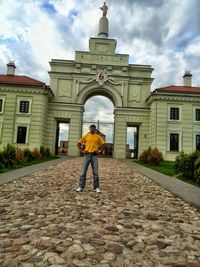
xmin=82 ymin=95 xmax=114 ymax=157
xmin=76 ymin=84 xmax=123 ymax=108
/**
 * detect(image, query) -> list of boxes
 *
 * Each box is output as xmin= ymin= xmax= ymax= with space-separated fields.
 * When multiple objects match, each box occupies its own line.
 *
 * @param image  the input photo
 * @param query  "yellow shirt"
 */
xmin=78 ymin=133 xmax=105 ymax=153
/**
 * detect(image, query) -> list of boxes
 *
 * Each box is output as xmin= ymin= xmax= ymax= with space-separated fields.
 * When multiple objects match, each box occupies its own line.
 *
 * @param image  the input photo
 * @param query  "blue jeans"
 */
xmin=79 ymin=154 xmax=99 ymax=189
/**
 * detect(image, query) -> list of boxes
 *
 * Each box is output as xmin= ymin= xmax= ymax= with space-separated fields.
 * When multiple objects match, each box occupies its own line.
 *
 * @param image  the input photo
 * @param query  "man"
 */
xmin=76 ymin=124 xmax=105 ymax=193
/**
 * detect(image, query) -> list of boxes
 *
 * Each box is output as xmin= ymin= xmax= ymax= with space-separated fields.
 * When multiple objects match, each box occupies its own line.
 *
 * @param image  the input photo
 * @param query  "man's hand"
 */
xmin=99 ymin=144 xmax=105 ymax=154
xmin=77 ymin=142 xmax=85 ymax=152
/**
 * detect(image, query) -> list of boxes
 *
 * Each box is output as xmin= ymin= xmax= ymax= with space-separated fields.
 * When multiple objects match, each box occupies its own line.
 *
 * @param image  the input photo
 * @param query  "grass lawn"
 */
xmin=135 ymin=160 xmax=200 ymax=188
xmin=0 ymin=156 xmax=60 ymax=174
xmin=136 ymin=160 xmax=176 ymax=176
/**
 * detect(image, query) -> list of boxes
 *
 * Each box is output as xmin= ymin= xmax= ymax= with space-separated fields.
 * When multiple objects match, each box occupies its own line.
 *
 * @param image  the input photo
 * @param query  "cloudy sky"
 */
xmin=1 ymin=0 xmax=200 ymax=143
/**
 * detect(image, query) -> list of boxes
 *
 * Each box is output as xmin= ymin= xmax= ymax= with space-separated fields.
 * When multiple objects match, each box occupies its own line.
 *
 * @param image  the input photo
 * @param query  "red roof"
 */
xmin=0 ymin=75 xmax=45 ymax=86
xmin=154 ymin=86 xmax=200 ymax=94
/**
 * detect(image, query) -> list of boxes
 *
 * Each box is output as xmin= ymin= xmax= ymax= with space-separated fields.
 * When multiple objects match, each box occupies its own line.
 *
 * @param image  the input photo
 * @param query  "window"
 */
xmin=196 ymin=135 xmax=200 ymax=151
xmin=17 ymin=126 xmax=27 ymax=144
xmin=0 ymin=99 xmax=2 ymax=112
xmin=170 ymin=107 xmax=179 ymax=120
xmin=17 ymin=98 xmax=32 ymax=115
xmin=170 ymin=133 xmax=179 ymax=151
xmin=196 ymin=109 xmax=200 ymax=121
xmin=19 ymin=101 xmax=29 ymax=113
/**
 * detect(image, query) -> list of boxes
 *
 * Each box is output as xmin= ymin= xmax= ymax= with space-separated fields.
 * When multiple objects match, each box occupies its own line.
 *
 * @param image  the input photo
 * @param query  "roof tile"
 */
xmin=154 ymin=85 xmax=200 ymax=94
xmin=0 ymin=75 xmax=45 ymax=86
xmin=155 ymin=86 xmax=200 ymax=94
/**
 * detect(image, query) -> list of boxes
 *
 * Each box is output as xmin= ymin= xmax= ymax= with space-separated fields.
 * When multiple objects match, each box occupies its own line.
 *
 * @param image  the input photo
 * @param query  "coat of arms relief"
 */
xmin=76 ymin=69 xmax=124 ymax=97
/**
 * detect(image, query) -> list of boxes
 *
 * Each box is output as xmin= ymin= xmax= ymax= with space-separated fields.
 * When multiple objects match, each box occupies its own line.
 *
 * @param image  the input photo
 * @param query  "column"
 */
xmin=67 ymin=112 xmax=83 ymax=156
xmin=113 ymin=116 xmax=127 ymax=159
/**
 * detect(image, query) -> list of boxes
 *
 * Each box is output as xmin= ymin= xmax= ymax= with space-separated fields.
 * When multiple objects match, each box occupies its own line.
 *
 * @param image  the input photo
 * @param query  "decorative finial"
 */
xmin=100 ymin=2 xmax=108 ymax=17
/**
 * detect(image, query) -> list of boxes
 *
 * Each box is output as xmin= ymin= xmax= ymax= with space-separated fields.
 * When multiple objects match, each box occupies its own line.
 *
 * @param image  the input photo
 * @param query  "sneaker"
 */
xmin=76 ymin=187 xmax=83 ymax=192
xmin=94 ymin=188 xmax=101 ymax=193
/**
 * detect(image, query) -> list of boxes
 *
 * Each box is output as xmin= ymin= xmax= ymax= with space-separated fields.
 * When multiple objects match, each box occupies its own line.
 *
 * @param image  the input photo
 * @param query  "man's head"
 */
xmin=89 ymin=124 xmax=96 ymax=134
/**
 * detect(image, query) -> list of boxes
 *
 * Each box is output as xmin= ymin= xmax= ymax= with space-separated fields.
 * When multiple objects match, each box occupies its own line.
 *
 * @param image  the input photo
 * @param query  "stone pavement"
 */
xmin=0 ymin=157 xmax=200 ymax=267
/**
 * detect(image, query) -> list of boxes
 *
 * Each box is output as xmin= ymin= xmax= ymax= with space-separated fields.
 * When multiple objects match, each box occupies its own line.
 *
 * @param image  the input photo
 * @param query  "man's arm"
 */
xmin=77 ymin=142 xmax=81 ymax=149
xmin=77 ymin=142 xmax=84 ymax=152
xmin=100 ymin=143 xmax=105 ymax=150
xmin=98 ymin=142 xmax=105 ymax=154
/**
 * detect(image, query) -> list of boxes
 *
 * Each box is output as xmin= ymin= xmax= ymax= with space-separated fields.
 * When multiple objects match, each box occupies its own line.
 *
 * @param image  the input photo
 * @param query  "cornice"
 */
xmin=48 ymin=102 xmax=84 ymax=112
xmin=146 ymin=93 xmax=200 ymax=104
xmin=114 ymin=107 xmax=150 ymax=112
xmin=0 ymin=86 xmax=49 ymax=95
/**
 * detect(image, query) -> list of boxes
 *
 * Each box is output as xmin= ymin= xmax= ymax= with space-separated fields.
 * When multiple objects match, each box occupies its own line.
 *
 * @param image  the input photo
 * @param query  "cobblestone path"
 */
xmin=0 ymin=157 xmax=200 ymax=267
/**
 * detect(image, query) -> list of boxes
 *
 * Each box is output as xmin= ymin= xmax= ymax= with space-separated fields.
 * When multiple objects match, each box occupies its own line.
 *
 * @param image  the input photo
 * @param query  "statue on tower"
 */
xmin=100 ymin=2 xmax=108 ymax=17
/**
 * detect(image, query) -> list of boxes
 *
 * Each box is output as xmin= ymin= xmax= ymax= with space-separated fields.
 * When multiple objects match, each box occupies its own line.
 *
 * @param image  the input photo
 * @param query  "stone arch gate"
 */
xmin=46 ymin=69 xmax=153 ymax=159
xmin=46 ymin=37 xmax=153 ymax=159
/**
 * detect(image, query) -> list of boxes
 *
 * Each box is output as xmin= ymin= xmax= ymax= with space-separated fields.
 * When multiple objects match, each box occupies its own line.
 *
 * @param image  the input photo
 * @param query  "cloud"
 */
xmin=0 ymin=0 xmax=200 ymax=130
xmin=59 ymin=123 xmax=69 ymax=142
xmin=84 ymin=96 xmax=114 ymax=122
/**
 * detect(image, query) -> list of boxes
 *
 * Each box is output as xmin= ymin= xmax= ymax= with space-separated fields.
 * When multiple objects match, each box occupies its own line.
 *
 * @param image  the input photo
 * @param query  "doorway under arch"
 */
xmin=82 ymin=95 xmax=114 ymax=157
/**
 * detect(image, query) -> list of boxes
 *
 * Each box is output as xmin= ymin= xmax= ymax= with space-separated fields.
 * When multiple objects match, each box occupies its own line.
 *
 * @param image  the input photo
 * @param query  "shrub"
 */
xmin=176 ymin=152 xmax=193 ymax=178
xmin=40 ymin=146 xmax=45 ymax=158
xmin=24 ymin=148 xmax=34 ymax=162
xmin=139 ymin=147 xmax=163 ymax=165
xmin=32 ymin=148 xmax=41 ymax=160
xmin=45 ymin=148 xmax=51 ymax=158
xmin=187 ymin=151 xmax=200 ymax=180
xmin=139 ymin=147 xmax=152 ymax=163
xmin=175 ymin=151 xmax=200 ymax=183
xmin=0 ymin=144 xmax=53 ymax=171
xmin=15 ymin=147 xmax=24 ymax=163
xmin=174 ymin=152 xmax=188 ymax=175
xmin=2 ymin=144 xmax=16 ymax=167
xmin=0 ymin=150 xmax=4 ymax=168
xmin=194 ymin=157 xmax=200 ymax=183
xmin=148 ymin=148 xmax=164 ymax=165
